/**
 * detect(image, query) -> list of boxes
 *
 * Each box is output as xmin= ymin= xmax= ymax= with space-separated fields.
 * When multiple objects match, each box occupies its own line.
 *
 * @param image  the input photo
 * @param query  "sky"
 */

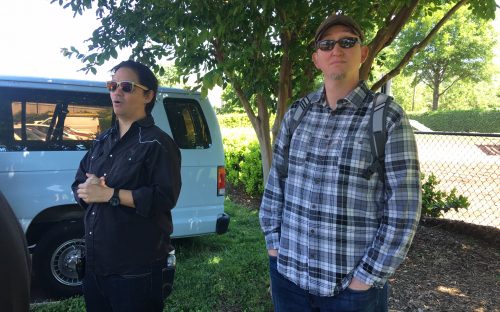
xmin=0 ymin=1 xmax=499 ymax=105
xmin=0 ymin=0 xmax=223 ymax=106
xmin=0 ymin=0 xmax=110 ymax=80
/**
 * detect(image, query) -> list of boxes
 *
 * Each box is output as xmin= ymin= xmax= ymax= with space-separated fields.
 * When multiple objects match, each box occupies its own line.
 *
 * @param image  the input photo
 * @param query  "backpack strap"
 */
xmin=276 ymin=94 xmax=312 ymax=179
xmin=362 ymin=93 xmax=391 ymax=181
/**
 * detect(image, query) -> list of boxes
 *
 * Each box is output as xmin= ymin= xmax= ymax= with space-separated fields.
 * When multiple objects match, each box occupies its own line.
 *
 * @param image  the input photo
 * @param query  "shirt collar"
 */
xmin=312 ymin=81 xmax=369 ymax=109
xmin=111 ymin=115 xmax=155 ymax=134
xmin=343 ymin=81 xmax=370 ymax=109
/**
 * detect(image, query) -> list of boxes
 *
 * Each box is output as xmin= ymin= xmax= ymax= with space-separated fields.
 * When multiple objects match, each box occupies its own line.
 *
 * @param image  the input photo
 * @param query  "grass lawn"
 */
xmin=30 ymin=200 xmax=273 ymax=312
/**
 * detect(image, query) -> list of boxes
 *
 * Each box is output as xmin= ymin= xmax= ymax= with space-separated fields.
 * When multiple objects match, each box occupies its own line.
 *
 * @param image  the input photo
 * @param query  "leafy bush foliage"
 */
xmin=238 ymin=141 xmax=264 ymax=196
xmin=224 ymin=131 xmax=263 ymax=196
xmin=217 ymin=113 xmax=276 ymax=130
xmin=218 ymin=113 xmax=253 ymax=129
xmin=421 ymin=173 xmax=470 ymax=218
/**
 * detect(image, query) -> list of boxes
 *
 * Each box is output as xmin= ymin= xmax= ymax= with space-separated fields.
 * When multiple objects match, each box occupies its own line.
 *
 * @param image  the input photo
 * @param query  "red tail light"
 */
xmin=217 ymin=166 xmax=226 ymax=196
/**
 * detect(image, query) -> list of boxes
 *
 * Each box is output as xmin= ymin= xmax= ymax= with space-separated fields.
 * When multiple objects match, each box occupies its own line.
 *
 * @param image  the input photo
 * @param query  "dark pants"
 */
xmin=269 ymin=256 xmax=388 ymax=312
xmin=83 ymin=271 xmax=164 ymax=312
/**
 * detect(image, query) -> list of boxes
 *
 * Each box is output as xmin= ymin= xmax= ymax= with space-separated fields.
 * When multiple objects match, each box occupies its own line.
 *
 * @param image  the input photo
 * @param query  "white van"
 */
xmin=0 ymin=76 xmax=229 ymax=297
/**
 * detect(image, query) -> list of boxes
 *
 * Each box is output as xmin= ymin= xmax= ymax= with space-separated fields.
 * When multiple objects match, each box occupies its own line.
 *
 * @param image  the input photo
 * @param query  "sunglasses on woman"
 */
xmin=106 ymin=81 xmax=149 ymax=93
xmin=316 ymin=37 xmax=360 ymax=51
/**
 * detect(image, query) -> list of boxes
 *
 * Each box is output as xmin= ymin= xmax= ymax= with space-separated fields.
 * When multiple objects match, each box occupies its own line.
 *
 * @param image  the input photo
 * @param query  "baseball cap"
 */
xmin=315 ymin=15 xmax=365 ymax=43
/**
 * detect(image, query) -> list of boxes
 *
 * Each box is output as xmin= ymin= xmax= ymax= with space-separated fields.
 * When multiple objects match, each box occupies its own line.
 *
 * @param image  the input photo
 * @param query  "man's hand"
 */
xmin=268 ymin=249 xmax=278 ymax=257
xmin=348 ymin=277 xmax=371 ymax=291
xmin=77 ymin=173 xmax=113 ymax=204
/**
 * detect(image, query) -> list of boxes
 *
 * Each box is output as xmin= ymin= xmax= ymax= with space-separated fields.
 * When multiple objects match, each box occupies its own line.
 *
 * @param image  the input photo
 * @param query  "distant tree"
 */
xmin=53 ymin=0 xmax=496 ymax=183
xmin=156 ymin=64 xmax=185 ymax=89
xmin=216 ymin=84 xmax=247 ymax=114
xmin=387 ymin=6 xmax=496 ymax=110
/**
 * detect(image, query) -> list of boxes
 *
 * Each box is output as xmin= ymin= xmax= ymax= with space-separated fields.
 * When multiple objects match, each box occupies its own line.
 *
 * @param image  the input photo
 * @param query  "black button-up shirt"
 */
xmin=72 ymin=115 xmax=181 ymax=275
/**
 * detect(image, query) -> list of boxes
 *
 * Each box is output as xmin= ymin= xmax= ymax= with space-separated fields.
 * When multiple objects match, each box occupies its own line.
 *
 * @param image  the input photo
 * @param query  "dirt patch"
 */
xmin=227 ymin=184 xmax=500 ymax=312
xmin=390 ymin=223 xmax=499 ymax=311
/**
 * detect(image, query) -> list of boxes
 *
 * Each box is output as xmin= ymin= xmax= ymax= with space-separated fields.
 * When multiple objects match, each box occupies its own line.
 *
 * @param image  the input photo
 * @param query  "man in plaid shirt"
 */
xmin=259 ymin=15 xmax=421 ymax=312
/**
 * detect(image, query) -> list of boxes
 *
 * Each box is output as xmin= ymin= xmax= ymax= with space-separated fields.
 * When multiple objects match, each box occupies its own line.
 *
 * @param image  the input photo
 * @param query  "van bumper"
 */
xmin=216 ymin=213 xmax=230 ymax=234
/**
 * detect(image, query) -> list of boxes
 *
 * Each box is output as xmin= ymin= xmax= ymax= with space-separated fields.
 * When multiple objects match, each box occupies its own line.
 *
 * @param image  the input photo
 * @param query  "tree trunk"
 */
xmin=216 ymin=40 xmax=274 ymax=186
xmin=273 ymin=31 xmax=292 ymax=146
xmin=432 ymin=76 xmax=440 ymax=111
xmin=255 ymin=94 xmax=273 ymax=185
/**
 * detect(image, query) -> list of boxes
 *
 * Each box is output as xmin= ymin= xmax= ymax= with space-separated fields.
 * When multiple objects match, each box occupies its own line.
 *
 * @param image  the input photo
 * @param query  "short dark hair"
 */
xmin=111 ymin=60 xmax=158 ymax=114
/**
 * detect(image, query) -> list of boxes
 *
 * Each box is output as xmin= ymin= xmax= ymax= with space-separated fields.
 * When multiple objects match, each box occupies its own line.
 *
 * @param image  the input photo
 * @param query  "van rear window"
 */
xmin=0 ymin=87 xmax=112 ymax=151
xmin=164 ymin=98 xmax=212 ymax=149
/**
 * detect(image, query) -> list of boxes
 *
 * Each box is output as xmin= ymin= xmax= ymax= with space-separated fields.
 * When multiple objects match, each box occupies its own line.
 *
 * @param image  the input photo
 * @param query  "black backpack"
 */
xmin=276 ymin=92 xmax=391 ymax=181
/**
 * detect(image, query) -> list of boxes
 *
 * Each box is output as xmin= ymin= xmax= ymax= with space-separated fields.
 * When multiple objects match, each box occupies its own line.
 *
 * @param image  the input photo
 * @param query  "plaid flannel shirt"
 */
xmin=259 ymin=81 xmax=421 ymax=296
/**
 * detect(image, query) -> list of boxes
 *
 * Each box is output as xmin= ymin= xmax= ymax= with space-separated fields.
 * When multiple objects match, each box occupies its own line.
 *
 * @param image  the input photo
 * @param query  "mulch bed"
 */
xmin=227 ymin=184 xmax=500 ymax=312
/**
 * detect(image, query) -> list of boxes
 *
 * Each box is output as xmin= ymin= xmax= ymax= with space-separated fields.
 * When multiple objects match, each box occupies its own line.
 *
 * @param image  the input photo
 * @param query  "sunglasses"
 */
xmin=316 ymin=37 xmax=360 ymax=51
xmin=106 ymin=81 xmax=149 ymax=93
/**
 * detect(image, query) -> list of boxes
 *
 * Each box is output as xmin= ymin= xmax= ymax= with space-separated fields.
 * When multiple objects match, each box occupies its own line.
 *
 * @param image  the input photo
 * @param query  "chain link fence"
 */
xmin=415 ymin=132 xmax=500 ymax=228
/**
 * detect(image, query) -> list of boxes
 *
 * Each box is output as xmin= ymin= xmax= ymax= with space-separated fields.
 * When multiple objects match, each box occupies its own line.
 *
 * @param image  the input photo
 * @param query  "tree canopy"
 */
xmin=53 ymin=0 xmax=497 ymax=182
xmin=385 ymin=5 xmax=496 ymax=110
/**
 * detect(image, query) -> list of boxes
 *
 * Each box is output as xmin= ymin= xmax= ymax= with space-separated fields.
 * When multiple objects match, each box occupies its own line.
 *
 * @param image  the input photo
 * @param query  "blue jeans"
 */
xmin=269 ymin=256 xmax=388 ymax=312
xmin=83 ymin=271 xmax=164 ymax=312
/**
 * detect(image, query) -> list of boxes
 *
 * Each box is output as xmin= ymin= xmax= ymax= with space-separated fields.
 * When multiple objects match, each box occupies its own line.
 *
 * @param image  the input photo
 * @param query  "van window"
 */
xmin=164 ymin=98 xmax=212 ymax=149
xmin=0 ymin=87 xmax=112 ymax=151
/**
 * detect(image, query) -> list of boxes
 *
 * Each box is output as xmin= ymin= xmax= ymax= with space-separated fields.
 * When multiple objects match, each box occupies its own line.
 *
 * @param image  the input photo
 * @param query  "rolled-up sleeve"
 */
xmin=133 ymin=140 xmax=181 ymax=219
xmin=353 ymin=107 xmax=421 ymax=287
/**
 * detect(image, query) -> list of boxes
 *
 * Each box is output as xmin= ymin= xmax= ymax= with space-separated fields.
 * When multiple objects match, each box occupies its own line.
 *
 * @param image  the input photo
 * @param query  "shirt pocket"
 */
xmin=340 ymin=136 xmax=377 ymax=180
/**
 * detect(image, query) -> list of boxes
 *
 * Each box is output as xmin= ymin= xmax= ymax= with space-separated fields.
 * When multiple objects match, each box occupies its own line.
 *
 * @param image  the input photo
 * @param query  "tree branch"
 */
xmin=360 ymin=0 xmax=421 ymax=80
xmin=439 ymin=74 xmax=468 ymax=95
xmin=372 ymin=0 xmax=470 ymax=91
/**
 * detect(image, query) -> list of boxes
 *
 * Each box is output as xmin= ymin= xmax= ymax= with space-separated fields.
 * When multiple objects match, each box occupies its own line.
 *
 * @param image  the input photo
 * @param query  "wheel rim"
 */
xmin=50 ymin=239 xmax=85 ymax=287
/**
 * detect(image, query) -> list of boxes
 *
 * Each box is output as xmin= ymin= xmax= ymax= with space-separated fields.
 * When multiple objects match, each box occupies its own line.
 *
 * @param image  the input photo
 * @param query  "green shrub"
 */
xmin=218 ymin=113 xmax=253 ymax=129
xmin=407 ymin=109 xmax=500 ymax=133
xmin=217 ymin=113 xmax=276 ymax=130
xmin=421 ymin=173 xmax=470 ymax=218
xmin=239 ymin=142 xmax=264 ymax=196
xmin=223 ymin=132 xmax=263 ymax=196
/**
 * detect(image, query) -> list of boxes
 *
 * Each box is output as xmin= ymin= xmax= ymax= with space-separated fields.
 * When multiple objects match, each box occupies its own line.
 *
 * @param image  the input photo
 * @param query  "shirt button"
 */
xmin=103 ymin=173 xmax=107 ymax=176
xmin=89 ymin=231 xmax=92 ymax=235
xmin=92 ymin=212 xmax=95 ymax=215
xmin=310 ymin=229 xmax=315 ymax=234
xmin=109 ymin=154 xmax=113 ymax=158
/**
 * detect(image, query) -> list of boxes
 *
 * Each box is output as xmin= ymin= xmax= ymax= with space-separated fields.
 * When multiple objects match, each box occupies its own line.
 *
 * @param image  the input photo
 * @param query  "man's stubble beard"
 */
xmin=327 ymin=72 xmax=346 ymax=81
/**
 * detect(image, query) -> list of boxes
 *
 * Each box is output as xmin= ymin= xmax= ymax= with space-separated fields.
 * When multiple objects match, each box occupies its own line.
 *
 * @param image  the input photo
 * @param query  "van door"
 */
xmin=156 ymin=95 xmax=226 ymax=237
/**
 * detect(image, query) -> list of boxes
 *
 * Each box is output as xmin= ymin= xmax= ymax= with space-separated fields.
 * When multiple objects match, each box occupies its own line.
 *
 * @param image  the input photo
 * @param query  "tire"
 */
xmin=33 ymin=221 xmax=85 ymax=298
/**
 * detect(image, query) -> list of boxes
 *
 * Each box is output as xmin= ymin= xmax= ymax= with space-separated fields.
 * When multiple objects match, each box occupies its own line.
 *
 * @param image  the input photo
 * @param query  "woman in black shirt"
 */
xmin=72 ymin=60 xmax=181 ymax=312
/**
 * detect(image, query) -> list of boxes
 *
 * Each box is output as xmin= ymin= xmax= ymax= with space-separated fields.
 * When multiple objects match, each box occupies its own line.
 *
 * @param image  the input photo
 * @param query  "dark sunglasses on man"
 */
xmin=316 ymin=37 xmax=360 ymax=51
xmin=106 ymin=81 xmax=149 ymax=93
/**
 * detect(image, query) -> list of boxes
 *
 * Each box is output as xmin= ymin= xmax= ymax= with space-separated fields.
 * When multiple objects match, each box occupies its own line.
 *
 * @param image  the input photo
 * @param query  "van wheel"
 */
xmin=34 ymin=221 xmax=85 ymax=298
